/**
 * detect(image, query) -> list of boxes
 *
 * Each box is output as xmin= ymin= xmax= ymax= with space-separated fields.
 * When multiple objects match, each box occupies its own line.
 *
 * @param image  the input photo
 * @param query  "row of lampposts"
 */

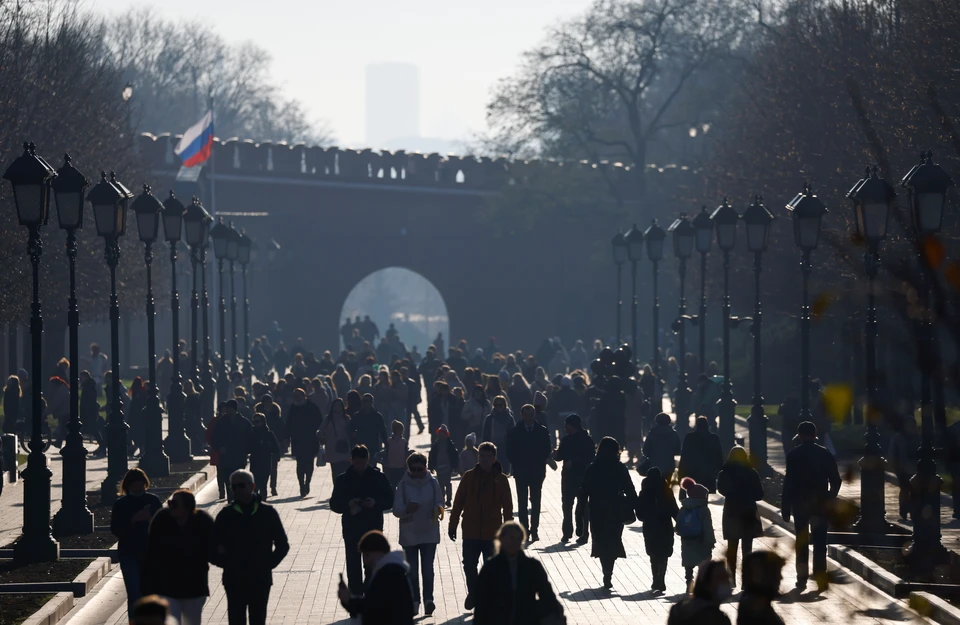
xmin=3 ymin=142 xmax=255 ymax=564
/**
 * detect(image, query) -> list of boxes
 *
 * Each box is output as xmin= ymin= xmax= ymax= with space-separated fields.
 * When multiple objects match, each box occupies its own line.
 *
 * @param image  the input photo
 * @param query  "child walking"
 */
xmin=429 ymin=424 xmax=459 ymax=507
xmin=458 ymin=432 xmax=479 ymax=476
xmin=385 ymin=420 xmax=410 ymax=489
xmin=678 ymin=477 xmax=716 ymax=586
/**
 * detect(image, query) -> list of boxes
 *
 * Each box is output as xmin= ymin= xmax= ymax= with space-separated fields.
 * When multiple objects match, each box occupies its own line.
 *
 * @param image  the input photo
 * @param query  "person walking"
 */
xmin=384 ymin=420 xmax=410 ymax=489
xmin=473 ymin=521 xmax=564 ymax=625
xmin=286 ymin=388 xmax=323 ymax=497
xmin=781 ymin=421 xmax=841 ymax=590
xmin=210 ymin=470 xmax=289 ymax=625
xmin=448 ymin=441 xmax=513 ymax=611
xmin=337 ymin=530 xmax=415 ymax=625
xmin=554 ymin=414 xmax=595 ymax=543
xmin=141 ymin=490 xmax=214 ymax=625
xmin=679 ymin=416 xmax=724 ymax=498
xmin=737 ymin=550 xmax=786 ymax=625
xmin=462 ymin=384 xmax=490 ymax=435
xmin=321 ymin=398 xmax=352 ymax=481
xmin=642 ymin=412 xmax=682 ymax=481
xmin=110 ymin=468 xmax=163 ymax=618
xmin=350 ymin=394 xmax=389 ymax=469
xmin=506 ymin=404 xmax=552 ymax=542
xmin=393 ymin=452 xmax=444 ymax=616
xmin=429 ymin=424 xmax=459 ymax=507
xmin=716 ymin=446 xmax=764 ymax=587
xmin=254 ymin=393 xmax=285 ymax=495
xmin=579 ymin=436 xmax=637 ymax=589
xmin=427 ymin=381 xmax=464 ymax=440
xmin=248 ymin=413 xmax=281 ymax=501
xmin=667 ymin=560 xmax=733 ymax=625
xmin=481 ymin=395 xmax=515 ymax=474
xmin=329 ymin=445 xmax=394 ymax=593
xmin=459 ymin=432 xmax=479 ymax=476
xmin=210 ymin=400 xmax=252 ymax=504
xmin=678 ymin=477 xmax=717 ymax=585
xmin=79 ymin=371 xmax=105 ymax=456
xmin=889 ymin=416 xmax=919 ymax=521
xmin=637 ymin=466 xmax=679 ymax=593
xmin=206 ymin=404 xmax=226 ymax=499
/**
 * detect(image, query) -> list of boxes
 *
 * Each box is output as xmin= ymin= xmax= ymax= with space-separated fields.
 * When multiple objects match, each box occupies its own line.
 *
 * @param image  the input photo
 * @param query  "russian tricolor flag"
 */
xmin=175 ymin=111 xmax=214 ymax=167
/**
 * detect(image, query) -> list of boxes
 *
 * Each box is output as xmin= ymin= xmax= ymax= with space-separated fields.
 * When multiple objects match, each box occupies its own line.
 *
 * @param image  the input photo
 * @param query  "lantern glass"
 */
xmin=612 ymin=233 xmax=627 ymax=265
xmin=135 ymin=209 xmax=159 ymax=243
xmin=863 ymin=200 xmax=888 ymax=240
xmin=746 ymin=223 xmax=768 ymax=252
xmin=226 ymin=232 xmax=239 ymax=260
xmin=238 ymin=237 xmax=251 ymax=264
xmin=798 ymin=215 xmax=821 ymax=249
xmin=717 ymin=223 xmax=736 ymax=251
xmin=647 ymin=238 xmax=663 ymax=262
xmin=163 ymin=211 xmax=183 ymax=242
xmin=185 ymin=219 xmax=205 ymax=246
xmin=625 ymin=226 xmax=644 ymax=262
xmin=695 ymin=228 xmax=712 ymax=253
xmin=675 ymin=232 xmax=694 ymax=258
xmin=54 ymin=192 xmax=82 ymax=230
xmin=93 ymin=202 xmax=119 ymax=237
xmin=14 ymin=184 xmax=44 ymax=225
xmin=915 ymin=192 xmax=945 ymax=234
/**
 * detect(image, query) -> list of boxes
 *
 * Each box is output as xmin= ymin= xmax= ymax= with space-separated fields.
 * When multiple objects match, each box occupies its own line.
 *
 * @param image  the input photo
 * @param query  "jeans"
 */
xmin=404 ymin=543 xmax=438 ymax=602
xmin=436 ymin=468 xmax=452 ymax=504
xmin=344 ymin=534 xmax=371 ymax=593
xmin=120 ymin=557 xmax=142 ymax=618
xmin=461 ymin=539 xmax=494 ymax=598
xmin=514 ymin=475 xmax=544 ymax=533
xmin=162 ymin=596 xmax=206 ymax=625
xmin=225 ymin=584 xmax=270 ymax=625
xmin=561 ymin=480 xmax=588 ymax=538
xmin=725 ymin=536 xmax=753 ymax=584
xmin=269 ymin=459 xmax=279 ymax=493
xmin=295 ymin=456 xmax=314 ymax=492
xmin=794 ymin=511 xmax=828 ymax=582
xmin=252 ymin=469 xmax=270 ymax=499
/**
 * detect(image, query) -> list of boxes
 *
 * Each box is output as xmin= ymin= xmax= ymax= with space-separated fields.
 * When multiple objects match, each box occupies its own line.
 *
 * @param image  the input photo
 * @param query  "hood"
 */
xmin=374 ymin=550 xmax=410 ymax=576
xmin=681 ymin=496 xmax=708 ymax=509
xmin=399 ymin=471 xmax=434 ymax=489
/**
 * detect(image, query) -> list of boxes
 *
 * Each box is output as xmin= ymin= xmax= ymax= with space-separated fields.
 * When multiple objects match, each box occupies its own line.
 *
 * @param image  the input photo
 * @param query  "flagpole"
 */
xmin=209 ymin=95 xmax=216 ymax=215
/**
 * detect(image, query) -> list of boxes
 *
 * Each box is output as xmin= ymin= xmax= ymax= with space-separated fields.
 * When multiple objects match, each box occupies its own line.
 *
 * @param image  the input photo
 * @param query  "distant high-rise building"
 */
xmin=365 ymin=63 xmax=420 ymax=148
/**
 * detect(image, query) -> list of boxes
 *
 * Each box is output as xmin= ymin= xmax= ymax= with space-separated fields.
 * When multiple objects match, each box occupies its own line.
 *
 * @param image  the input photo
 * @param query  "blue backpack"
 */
xmin=676 ymin=507 xmax=702 ymax=538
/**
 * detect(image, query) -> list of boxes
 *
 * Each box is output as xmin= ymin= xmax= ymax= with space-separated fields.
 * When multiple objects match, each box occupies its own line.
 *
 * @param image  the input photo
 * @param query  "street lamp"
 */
xmin=902 ymin=151 xmax=953 ymax=561
xmin=742 ymin=196 xmax=774 ymax=466
xmin=50 ymin=154 xmax=95 ymax=538
xmin=847 ymin=165 xmax=896 ymax=534
xmin=89 ymin=171 xmax=133 ymax=503
xmin=668 ymin=213 xmax=695 ymax=434
xmin=184 ymin=198 xmax=212 ymax=390
xmin=644 ymin=219 xmax=666 ymax=390
xmin=3 ymin=142 xmax=60 ymax=563
xmin=162 ymin=191 xmax=191 ymax=462
xmin=692 ymin=206 xmax=713 ymax=376
xmin=612 ymin=230 xmax=627 ymax=345
xmin=238 ymin=229 xmax=253 ymax=388
xmin=711 ymin=198 xmax=739 ymax=451
xmin=131 ymin=185 xmax=170 ymax=478
xmin=210 ymin=217 xmax=231 ymax=403
xmin=624 ymin=224 xmax=644 ymax=365
xmin=226 ymin=223 xmax=241 ymax=380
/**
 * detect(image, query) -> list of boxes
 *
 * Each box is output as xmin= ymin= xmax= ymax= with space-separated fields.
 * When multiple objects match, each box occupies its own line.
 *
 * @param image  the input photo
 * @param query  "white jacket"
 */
xmin=393 ymin=472 xmax=444 ymax=547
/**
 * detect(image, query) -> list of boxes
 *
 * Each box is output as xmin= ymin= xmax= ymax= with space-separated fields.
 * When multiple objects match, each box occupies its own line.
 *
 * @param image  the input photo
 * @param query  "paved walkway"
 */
xmin=58 ymin=425 xmax=929 ymax=625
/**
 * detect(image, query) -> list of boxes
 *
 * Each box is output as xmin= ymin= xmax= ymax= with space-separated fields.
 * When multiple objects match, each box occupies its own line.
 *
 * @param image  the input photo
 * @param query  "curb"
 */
xmin=19 ymin=592 xmax=74 ymax=625
xmin=911 ymin=592 xmax=960 ymax=625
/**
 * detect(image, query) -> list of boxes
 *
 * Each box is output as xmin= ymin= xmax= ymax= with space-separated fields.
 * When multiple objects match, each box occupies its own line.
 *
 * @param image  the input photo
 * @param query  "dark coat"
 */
xmin=596 ymin=387 xmax=626 ymax=444
xmin=350 ymin=409 xmax=389 ymax=457
xmin=3 ymin=387 xmax=20 ymax=432
xmin=210 ymin=414 xmax=252 ymax=469
xmin=473 ymin=551 xmax=564 ymax=625
xmin=111 ymin=493 xmax=164 ymax=562
xmin=248 ymin=425 xmax=281 ymax=476
xmin=737 ymin=595 xmax=786 ymax=625
xmin=507 ymin=385 xmax=533 ymax=414
xmin=429 ymin=437 xmax=459 ymax=471
xmin=678 ymin=429 xmax=724 ymax=492
xmin=287 ymin=399 xmax=322 ymax=458
xmin=141 ymin=508 xmax=215 ymax=599
xmin=505 ymin=421 xmax=552 ymax=481
xmin=79 ymin=378 xmax=100 ymax=435
xmin=637 ymin=473 xmax=679 ymax=558
xmin=342 ymin=554 xmax=414 ymax=625
xmin=329 ymin=464 xmax=394 ymax=537
xmin=210 ymin=497 xmax=289 ymax=590
xmin=427 ymin=394 xmax=464 ymax=434
xmin=554 ymin=428 xmax=595 ymax=489
xmin=580 ymin=456 xmax=637 ymax=560
xmin=781 ymin=440 xmax=842 ymax=519
xmin=643 ymin=423 xmax=682 ymax=476
xmin=716 ymin=461 xmax=764 ymax=540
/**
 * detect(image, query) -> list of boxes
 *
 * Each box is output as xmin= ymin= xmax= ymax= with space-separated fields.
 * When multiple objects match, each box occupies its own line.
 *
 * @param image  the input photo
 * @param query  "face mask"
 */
xmin=715 ymin=584 xmax=732 ymax=602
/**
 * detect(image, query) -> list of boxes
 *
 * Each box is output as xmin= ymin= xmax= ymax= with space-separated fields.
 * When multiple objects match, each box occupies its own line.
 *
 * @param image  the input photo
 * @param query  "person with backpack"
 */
xmin=716 ymin=446 xmax=764 ymax=588
xmin=678 ymin=477 xmax=716 ymax=585
xmin=637 ymin=466 xmax=679 ymax=593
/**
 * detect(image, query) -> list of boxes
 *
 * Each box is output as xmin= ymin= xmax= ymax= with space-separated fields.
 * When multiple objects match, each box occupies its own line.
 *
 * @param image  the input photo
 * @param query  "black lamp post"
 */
xmin=4 ymin=143 xmax=60 ymax=563
xmin=692 ymin=207 xmax=713 ymax=376
xmin=89 ymin=171 xmax=133 ymax=503
xmin=210 ymin=218 xmax=230 ymax=402
xmin=238 ymin=230 xmax=253 ymax=388
xmin=624 ymin=224 xmax=644 ymax=364
xmin=644 ymin=220 xmax=666 ymax=389
xmin=711 ymin=198 xmax=739 ymax=450
xmin=50 ymin=154 xmax=95 ymax=538
xmin=668 ymin=214 xmax=695 ymax=433
xmin=131 ymin=186 xmax=170 ymax=478
xmin=226 ymin=223 xmax=240 ymax=379
xmin=902 ymin=151 xmax=953 ymax=561
xmin=847 ymin=165 xmax=895 ymax=534
xmin=786 ymin=185 xmax=827 ymax=431
xmin=184 ymin=198 xmax=212 ymax=392
xmin=612 ymin=230 xmax=627 ymax=345
xmin=162 ymin=192 xmax=191 ymax=462
xmin=742 ymin=196 xmax=774 ymax=466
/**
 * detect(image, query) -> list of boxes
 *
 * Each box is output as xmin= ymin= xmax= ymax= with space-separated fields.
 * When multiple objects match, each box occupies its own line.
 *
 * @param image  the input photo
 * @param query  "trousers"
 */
xmin=120 ymin=558 xmax=142 ymax=618
xmin=794 ymin=511 xmax=828 ymax=582
xmin=561 ymin=479 xmax=589 ymax=538
xmin=225 ymin=584 xmax=270 ymax=625
xmin=461 ymin=538 xmax=494 ymax=598
xmin=344 ymin=534 xmax=372 ymax=593
xmin=404 ymin=543 xmax=438 ymax=602
xmin=295 ymin=456 xmax=314 ymax=490
xmin=514 ymin=475 xmax=544 ymax=532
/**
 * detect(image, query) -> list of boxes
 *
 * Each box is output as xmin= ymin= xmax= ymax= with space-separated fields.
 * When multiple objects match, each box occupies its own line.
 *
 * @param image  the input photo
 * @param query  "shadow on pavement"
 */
xmin=559 ymin=588 xmax=611 ymax=602
xmin=535 ymin=541 xmax=579 ymax=554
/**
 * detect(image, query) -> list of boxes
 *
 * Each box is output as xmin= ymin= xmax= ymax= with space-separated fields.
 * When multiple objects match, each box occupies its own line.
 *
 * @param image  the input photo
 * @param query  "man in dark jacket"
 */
xmin=210 ymin=469 xmax=289 ymax=625
xmin=553 ymin=414 xmax=595 ymax=543
xmin=210 ymin=400 xmax=251 ymax=504
xmin=286 ymin=388 xmax=323 ymax=497
xmin=329 ymin=445 xmax=394 ymax=593
xmin=427 ymin=382 xmax=464 ymax=439
xmin=678 ymin=416 xmax=724 ymax=497
xmin=253 ymin=393 xmax=284 ymax=496
xmin=781 ymin=421 xmax=841 ymax=590
xmin=349 ymin=394 xmax=389 ymax=466
xmin=400 ymin=365 xmax=424 ymax=435
xmin=338 ymin=530 xmax=414 ymax=625
xmin=505 ymin=404 xmax=552 ymax=542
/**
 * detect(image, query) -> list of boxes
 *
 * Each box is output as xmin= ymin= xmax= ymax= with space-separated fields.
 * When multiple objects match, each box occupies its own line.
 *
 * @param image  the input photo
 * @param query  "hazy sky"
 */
xmin=90 ymin=0 xmax=591 ymax=146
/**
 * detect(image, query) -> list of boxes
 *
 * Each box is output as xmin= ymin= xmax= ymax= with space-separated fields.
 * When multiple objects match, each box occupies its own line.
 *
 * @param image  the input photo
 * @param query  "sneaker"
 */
xmin=796 ymin=577 xmax=808 ymax=590
xmin=424 ymin=601 xmax=435 ymax=616
xmin=603 ymin=576 xmax=613 ymax=589
xmin=464 ymin=594 xmax=475 ymax=610
xmin=271 ymin=487 xmax=278 ymax=497
xmin=530 ymin=530 xmax=539 ymax=542
xmin=561 ymin=534 xmax=572 ymax=542
xmin=576 ymin=535 xmax=589 ymax=545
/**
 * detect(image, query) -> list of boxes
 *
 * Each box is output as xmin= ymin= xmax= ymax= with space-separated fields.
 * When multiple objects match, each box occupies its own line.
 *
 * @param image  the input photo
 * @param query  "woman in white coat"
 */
xmin=393 ymin=451 xmax=444 ymax=616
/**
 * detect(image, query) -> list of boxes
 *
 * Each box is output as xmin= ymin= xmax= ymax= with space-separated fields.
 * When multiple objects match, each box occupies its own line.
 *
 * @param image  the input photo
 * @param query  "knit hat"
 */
xmin=533 ymin=391 xmax=547 ymax=407
xmin=436 ymin=424 xmax=450 ymax=438
xmin=680 ymin=477 xmax=709 ymax=499
xmin=560 ymin=376 xmax=572 ymax=388
xmin=564 ymin=414 xmax=582 ymax=429
xmin=464 ymin=432 xmax=477 ymax=446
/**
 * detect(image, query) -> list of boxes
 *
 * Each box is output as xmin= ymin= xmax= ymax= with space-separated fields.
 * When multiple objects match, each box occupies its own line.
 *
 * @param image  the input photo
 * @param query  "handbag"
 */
xmin=619 ymin=494 xmax=637 ymax=525
xmin=316 ymin=447 xmax=327 ymax=467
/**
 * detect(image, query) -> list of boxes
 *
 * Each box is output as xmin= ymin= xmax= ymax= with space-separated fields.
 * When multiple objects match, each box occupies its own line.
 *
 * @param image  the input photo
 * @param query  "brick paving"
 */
xmin=58 ymin=423 xmax=930 ymax=625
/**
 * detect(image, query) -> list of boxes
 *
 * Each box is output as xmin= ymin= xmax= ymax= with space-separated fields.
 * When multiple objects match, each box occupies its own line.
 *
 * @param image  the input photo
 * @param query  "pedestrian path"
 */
xmin=60 ymin=426 xmax=929 ymax=625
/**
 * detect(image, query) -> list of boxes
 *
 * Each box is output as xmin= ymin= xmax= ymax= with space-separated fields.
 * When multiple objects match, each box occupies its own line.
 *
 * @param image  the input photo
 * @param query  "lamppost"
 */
xmin=3 ymin=143 xmax=60 ymax=563
xmin=238 ymin=230 xmax=253 ymax=388
xmin=712 ymin=199 xmax=739 ymax=451
xmin=184 ymin=198 xmax=212 ymax=391
xmin=624 ymin=224 xmax=644 ymax=365
xmin=902 ymin=151 xmax=953 ymax=561
xmin=89 ymin=171 xmax=133 ymax=503
xmin=847 ymin=165 xmax=895 ymax=535
xmin=692 ymin=207 xmax=713 ymax=376
xmin=197 ymin=201 xmax=216 ymax=422
xmin=210 ymin=217 xmax=230 ymax=402
xmin=742 ymin=196 xmax=774 ymax=466
xmin=668 ymin=214 xmax=695 ymax=433
xmin=786 ymin=185 xmax=827 ymax=427
xmin=131 ymin=186 xmax=170 ymax=478
xmin=644 ymin=220 xmax=666 ymax=390
xmin=162 ymin=192 xmax=191 ymax=462
xmin=50 ymin=154 xmax=94 ymax=538
xmin=226 ymin=223 xmax=240 ymax=380
xmin=612 ymin=230 xmax=627 ymax=345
